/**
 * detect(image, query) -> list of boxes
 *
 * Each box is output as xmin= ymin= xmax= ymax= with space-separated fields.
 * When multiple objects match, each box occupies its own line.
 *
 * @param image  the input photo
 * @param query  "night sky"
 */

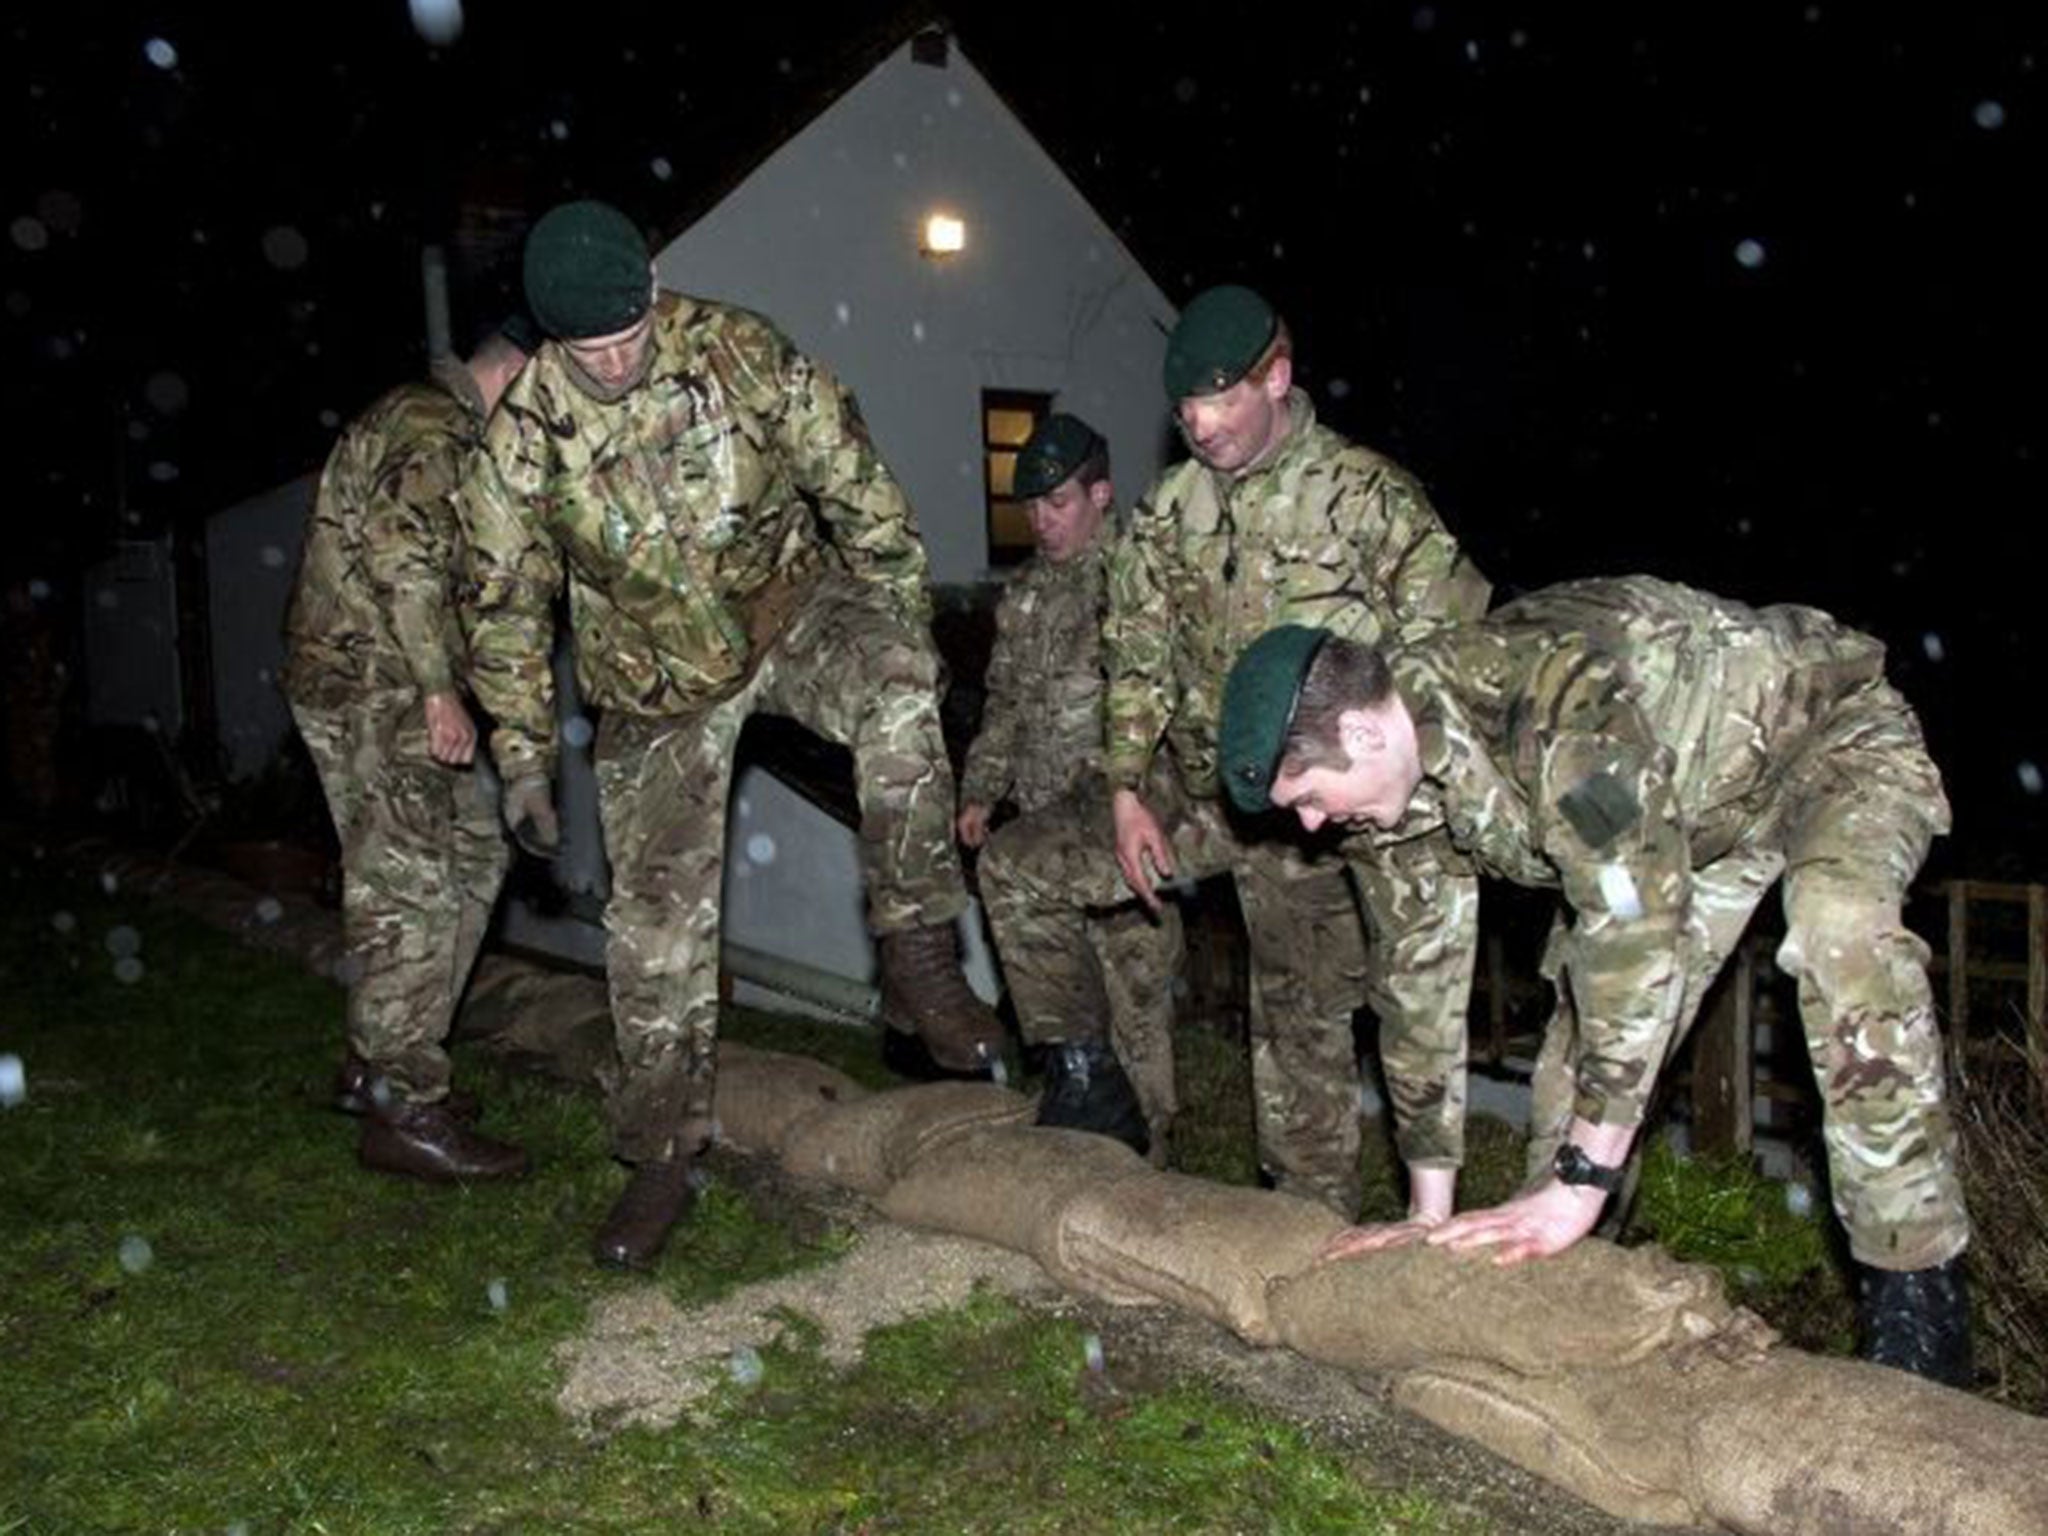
xmin=5 ymin=2 xmax=2042 ymax=871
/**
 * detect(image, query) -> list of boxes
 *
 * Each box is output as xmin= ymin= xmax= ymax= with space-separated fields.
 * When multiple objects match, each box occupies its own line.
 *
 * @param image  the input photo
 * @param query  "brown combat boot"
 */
xmin=877 ymin=922 xmax=1006 ymax=1076
xmin=358 ymin=1099 xmax=530 ymax=1184
xmin=592 ymin=1155 xmax=699 ymax=1271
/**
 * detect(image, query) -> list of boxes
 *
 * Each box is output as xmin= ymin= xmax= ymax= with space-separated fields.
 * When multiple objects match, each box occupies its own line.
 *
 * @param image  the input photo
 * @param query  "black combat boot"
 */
xmin=1858 ymin=1255 xmax=1973 ymax=1387
xmin=357 ymin=1099 xmax=530 ymax=1184
xmin=592 ymin=1155 xmax=699 ymax=1271
xmin=877 ymin=923 xmax=1005 ymax=1077
xmin=1036 ymin=1040 xmax=1149 ymax=1157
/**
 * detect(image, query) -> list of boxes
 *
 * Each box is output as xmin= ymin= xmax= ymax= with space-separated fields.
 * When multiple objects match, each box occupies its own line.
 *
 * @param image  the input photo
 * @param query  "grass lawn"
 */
xmin=0 ymin=871 xmax=1487 ymax=1535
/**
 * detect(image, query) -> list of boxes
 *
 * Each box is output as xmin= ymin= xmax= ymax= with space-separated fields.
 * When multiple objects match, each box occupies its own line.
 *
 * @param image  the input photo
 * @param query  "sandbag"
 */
xmin=455 ymin=958 xmax=617 ymax=1088
xmin=879 ymin=1124 xmax=1153 ymax=1302
xmin=1050 ymin=1171 xmax=1347 ymax=1345
xmin=711 ymin=1043 xmax=868 ymax=1154
xmin=781 ymin=1080 xmax=1037 ymax=1195
xmin=1269 ymin=1237 xmax=1735 ymax=1377
xmin=1393 ymin=1355 xmax=1706 ymax=1527
xmin=1688 ymin=1350 xmax=2048 ymax=1536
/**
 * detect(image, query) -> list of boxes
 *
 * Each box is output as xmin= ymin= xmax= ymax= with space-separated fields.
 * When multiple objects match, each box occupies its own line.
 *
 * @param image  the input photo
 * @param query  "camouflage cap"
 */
xmin=522 ymin=200 xmax=652 ymax=340
xmin=1013 ymin=412 xmax=1105 ymax=499
xmin=1163 ymin=284 xmax=1280 ymax=401
xmin=1219 ymin=625 xmax=1330 ymax=814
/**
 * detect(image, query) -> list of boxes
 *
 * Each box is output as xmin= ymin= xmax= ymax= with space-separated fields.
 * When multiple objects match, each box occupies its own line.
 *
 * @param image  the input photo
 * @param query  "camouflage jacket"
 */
xmin=283 ymin=357 xmax=483 ymax=707
xmin=1106 ymin=390 xmax=1490 ymax=799
xmin=1392 ymin=574 xmax=1907 ymax=1127
xmin=460 ymin=292 xmax=933 ymax=781
xmin=959 ymin=529 xmax=1115 ymax=814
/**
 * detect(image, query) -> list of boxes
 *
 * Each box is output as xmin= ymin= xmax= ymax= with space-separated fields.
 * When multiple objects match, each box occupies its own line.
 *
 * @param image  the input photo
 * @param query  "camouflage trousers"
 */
xmin=982 ymin=761 xmax=1478 ymax=1217
xmin=982 ymin=779 xmax=1187 ymax=1155
xmin=290 ymin=694 xmax=509 ymax=1103
xmin=594 ymin=572 xmax=969 ymax=1163
xmin=1526 ymin=681 xmax=1970 ymax=1271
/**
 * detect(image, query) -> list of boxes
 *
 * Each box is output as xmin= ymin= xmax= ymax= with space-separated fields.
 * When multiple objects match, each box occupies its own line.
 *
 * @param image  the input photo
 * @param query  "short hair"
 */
xmin=1278 ymin=633 xmax=1393 ymax=778
xmin=1245 ymin=317 xmax=1294 ymax=386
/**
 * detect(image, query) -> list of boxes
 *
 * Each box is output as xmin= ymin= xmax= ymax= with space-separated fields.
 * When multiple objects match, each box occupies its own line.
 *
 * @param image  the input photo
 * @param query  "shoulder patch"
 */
xmin=1557 ymin=770 xmax=1640 ymax=850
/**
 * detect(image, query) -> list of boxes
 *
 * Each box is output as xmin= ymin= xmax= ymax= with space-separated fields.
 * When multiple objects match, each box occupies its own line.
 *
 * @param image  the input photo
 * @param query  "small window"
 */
xmin=982 ymin=389 xmax=1052 ymax=568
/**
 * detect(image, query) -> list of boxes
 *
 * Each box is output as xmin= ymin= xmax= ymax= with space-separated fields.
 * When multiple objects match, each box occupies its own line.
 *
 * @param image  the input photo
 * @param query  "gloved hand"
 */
xmin=503 ymin=775 xmax=560 ymax=859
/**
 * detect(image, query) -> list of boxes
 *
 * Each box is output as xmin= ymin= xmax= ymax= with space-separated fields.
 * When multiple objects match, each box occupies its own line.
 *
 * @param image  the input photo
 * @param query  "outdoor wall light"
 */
xmin=921 ymin=212 xmax=966 ymax=257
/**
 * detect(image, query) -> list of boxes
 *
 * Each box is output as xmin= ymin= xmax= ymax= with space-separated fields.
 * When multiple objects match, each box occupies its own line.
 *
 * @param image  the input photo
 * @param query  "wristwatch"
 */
xmin=1553 ymin=1142 xmax=1626 ymax=1193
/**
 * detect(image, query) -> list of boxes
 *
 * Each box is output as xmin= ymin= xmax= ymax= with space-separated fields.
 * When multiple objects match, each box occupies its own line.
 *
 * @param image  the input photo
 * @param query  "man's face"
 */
xmin=1269 ymin=706 xmax=1422 ymax=833
xmin=1175 ymin=356 xmax=1291 ymax=475
xmin=1027 ymin=473 xmax=1111 ymax=564
xmin=561 ymin=308 xmax=654 ymax=392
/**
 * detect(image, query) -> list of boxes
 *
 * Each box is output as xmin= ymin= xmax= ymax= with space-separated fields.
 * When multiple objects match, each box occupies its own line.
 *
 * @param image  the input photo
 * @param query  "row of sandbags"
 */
xmin=66 ymin=845 xmax=2048 ymax=1536
xmin=712 ymin=1041 xmax=2048 ymax=1536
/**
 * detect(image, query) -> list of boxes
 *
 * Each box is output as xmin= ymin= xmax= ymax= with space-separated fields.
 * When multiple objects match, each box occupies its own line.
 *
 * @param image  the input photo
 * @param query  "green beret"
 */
xmin=1163 ymin=284 xmax=1279 ymax=401
xmin=1219 ymin=625 xmax=1330 ymax=814
xmin=522 ymin=200 xmax=652 ymax=340
xmin=1013 ymin=413 xmax=1104 ymax=499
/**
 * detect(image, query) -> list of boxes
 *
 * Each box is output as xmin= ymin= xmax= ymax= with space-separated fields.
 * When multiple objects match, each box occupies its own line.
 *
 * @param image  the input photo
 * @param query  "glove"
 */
xmin=503 ymin=775 xmax=560 ymax=859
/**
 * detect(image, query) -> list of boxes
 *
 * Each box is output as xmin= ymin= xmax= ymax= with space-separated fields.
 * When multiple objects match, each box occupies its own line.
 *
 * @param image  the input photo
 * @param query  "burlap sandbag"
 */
xmin=1392 ymin=1355 xmax=1707 ymax=1527
xmin=455 ymin=958 xmax=617 ymax=1088
xmin=1688 ymin=1349 xmax=2048 ymax=1536
xmin=710 ymin=1043 xmax=869 ymax=1155
xmin=879 ymin=1125 xmax=1154 ymax=1301
xmin=780 ymin=1080 xmax=1037 ymax=1195
xmin=1049 ymin=1171 xmax=1347 ymax=1345
xmin=1269 ymin=1237 xmax=1734 ymax=1377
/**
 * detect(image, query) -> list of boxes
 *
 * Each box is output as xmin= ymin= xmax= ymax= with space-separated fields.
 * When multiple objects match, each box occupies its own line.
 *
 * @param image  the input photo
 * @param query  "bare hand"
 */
xmin=1318 ymin=1216 xmax=1444 ymax=1263
xmin=956 ymin=802 xmax=992 ymax=849
xmin=1425 ymin=1181 xmax=1606 ymax=1267
xmin=424 ymin=691 xmax=477 ymax=766
xmin=1111 ymin=789 xmax=1173 ymax=914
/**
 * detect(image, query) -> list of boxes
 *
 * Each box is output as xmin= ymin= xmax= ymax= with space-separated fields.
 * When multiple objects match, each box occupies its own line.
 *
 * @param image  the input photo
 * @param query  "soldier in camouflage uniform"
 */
xmin=460 ymin=200 xmax=1003 ymax=1270
xmin=1218 ymin=576 xmax=1974 ymax=1384
xmin=284 ymin=326 xmax=532 ymax=1184
xmin=959 ymin=413 xmax=1177 ymax=1158
xmin=980 ymin=286 xmax=1491 ymax=1216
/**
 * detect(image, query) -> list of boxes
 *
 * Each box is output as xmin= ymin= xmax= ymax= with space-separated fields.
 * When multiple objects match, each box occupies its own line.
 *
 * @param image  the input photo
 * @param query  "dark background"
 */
xmin=4 ymin=2 xmax=2041 ymax=873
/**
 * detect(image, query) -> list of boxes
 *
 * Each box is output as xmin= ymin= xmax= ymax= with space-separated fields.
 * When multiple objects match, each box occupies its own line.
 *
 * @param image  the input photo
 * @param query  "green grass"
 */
xmin=0 ymin=872 xmax=1482 ymax=1534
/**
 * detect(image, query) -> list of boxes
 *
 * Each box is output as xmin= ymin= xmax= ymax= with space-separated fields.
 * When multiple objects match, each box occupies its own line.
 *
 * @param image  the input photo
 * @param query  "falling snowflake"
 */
xmin=910 ymin=320 xmax=926 ymax=344
xmin=1783 ymin=1182 xmax=1813 ymax=1218
xmin=562 ymin=713 xmax=594 ymax=749
xmin=487 ymin=1277 xmax=509 ymax=1312
xmin=118 ymin=1234 xmax=155 ymax=1273
xmin=1327 ymin=378 xmax=1351 ymax=400
xmin=728 ymin=1345 xmax=764 ymax=1386
xmin=1174 ymin=77 xmax=1197 ymax=104
xmin=745 ymin=833 xmax=777 ymax=866
xmin=834 ymin=301 xmax=851 ymax=327
xmin=318 ymin=408 xmax=341 ymax=429
xmin=1734 ymin=238 xmax=1767 ymax=269
xmin=254 ymin=897 xmax=283 ymax=925
xmin=27 ymin=578 xmax=51 ymax=601
xmin=9 ymin=216 xmax=49 ymax=253
xmin=262 ymin=226 xmax=309 ymax=271
xmin=1083 ymin=1334 xmax=1105 ymax=1373
xmin=650 ymin=156 xmax=673 ymax=181
xmin=145 ymin=371 xmax=189 ymax=415
xmin=1973 ymin=100 xmax=2006 ymax=131
xmin=1920 ymin=632 xmax=1945 ymax=663
xmin=147 ymin=461 xmax=179 ymax=484
xmin=549 ymin=119 xmax=570 ymax=141
xmin=260 ymin=545 xmax=287 ymax=569
xmin=2019 ymin=761 xmax=2043 ymax=796
xmin=408 ymin=0 xmax=464 ymax=46
xmin=100 ymin=870 xmax=119 ymax=895
xmin=106 ymin=925 xmax=142 ymax=960
xmin=144 ymin=37 xmax=178 ymax=70
xmin=52 ymin=910 xmax=76 ymax=934
xmin=114 ymin=957 xmax=146 ymax=985
xmin=0 ymin=1053 xmax=25 ymax=1108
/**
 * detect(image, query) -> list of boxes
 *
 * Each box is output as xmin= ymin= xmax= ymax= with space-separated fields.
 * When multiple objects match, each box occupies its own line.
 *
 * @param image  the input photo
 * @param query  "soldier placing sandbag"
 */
xmin=1217 ymin=575 xmax=1974 ymax=1385
xmin=957 ymin=412 xmax=1180 ymax=1158
xmin=980 ymin=284 xmax=1491 ymax=1215
xmin=458 ymin=199 xmax=1004 ymax=1271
